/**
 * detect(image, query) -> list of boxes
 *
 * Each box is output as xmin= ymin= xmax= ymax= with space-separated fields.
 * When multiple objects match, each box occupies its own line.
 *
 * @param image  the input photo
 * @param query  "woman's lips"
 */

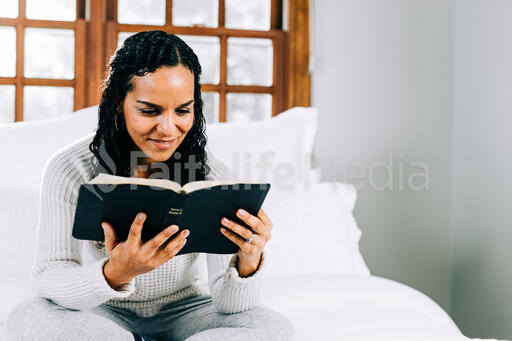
xmin=149 ymin=138 xmax=176 ymax=150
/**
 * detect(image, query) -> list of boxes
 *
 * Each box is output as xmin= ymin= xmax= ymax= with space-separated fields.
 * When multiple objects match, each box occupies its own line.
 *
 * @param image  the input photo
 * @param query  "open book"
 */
xmin=72 ymin=173 xmax=271 ymax=255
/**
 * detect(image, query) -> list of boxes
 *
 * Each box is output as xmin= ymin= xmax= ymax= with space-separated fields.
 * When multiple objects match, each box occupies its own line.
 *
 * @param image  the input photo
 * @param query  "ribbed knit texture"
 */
xmin=31 ymin=132 xmax=265 ymax=318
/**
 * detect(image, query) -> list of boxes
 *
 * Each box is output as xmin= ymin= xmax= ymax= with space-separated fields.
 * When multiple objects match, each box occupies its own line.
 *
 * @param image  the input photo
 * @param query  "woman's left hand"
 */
xmin=220 ymin=208 xmax=273 ymax=277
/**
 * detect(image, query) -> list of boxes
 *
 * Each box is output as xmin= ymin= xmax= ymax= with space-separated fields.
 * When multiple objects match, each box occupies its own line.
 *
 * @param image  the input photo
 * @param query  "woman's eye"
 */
xmin=140 ymin=109 xmax=158 ymax=115
xmin=139 ymin=108 xmax=190 ymax=115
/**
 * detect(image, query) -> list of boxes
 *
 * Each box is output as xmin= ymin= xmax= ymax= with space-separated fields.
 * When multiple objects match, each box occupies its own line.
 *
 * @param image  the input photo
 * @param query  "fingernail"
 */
xmin=222 ymin=217 xmax=230 ymax=224
xmin=101 ymin=223 xmax=105 ymax=230
xmin=138 ymin=213 xmax=145 ymax=221
xmin=238 ymin=209 xmax=246 ymax=216
xmin=183 ymin=230 xmax=190 ymax=237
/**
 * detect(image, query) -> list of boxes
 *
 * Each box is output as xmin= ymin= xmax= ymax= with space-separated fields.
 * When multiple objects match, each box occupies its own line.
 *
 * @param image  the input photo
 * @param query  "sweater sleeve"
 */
xmin=31 ymin=152 xmax=136 ymax=310
xmin=205 ymin=149 xmax=266 ymax=314
xmin=207 ymin=251 xmax=266 ymax=314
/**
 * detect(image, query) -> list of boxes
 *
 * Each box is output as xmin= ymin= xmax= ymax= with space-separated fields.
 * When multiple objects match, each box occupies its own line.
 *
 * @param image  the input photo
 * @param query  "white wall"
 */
xmin=313 ymin=0 xmax=512 ymax=338
xmin=452 ymin=0 xmax=512 ymax=338
xmin=311 ymin=0 xmax=455 ymax=313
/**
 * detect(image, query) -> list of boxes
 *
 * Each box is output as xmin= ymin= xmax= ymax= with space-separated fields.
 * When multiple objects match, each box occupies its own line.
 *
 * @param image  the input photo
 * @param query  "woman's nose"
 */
xmin=156 ymin=111 xmax=178 ymax=135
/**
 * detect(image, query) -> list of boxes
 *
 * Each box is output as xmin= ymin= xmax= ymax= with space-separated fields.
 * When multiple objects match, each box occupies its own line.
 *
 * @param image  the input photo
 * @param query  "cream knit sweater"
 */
xmin=31 ymin=132 xmax=265 ymax=318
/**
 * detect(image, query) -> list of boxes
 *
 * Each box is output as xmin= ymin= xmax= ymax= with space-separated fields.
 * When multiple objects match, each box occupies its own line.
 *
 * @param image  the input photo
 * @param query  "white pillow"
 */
xmin=0 ymin=105 xmax=98 ymax=187
xmin=261 ymin=182 xmax=370 ymax=276
xmin=0 ymin=182 xmax=40 ymax=281
xmin=205 ymin=107 xmax=318 ymax=189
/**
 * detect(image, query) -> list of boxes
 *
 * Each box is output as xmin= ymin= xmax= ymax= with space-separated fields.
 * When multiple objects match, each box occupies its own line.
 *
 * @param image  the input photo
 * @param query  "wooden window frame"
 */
xmin=0 ymin=0 xmax=87 ymax=122
xmin=286 ymin=0 xmax=310 ymax=108
xmin=0 ymin=0 xmax=310 ymax=122
xmin=87 ymin=0 xmax=287 ymax=122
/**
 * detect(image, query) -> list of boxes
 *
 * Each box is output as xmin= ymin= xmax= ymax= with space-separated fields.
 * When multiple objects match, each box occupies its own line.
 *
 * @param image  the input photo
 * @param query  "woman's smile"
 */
xmin=148 ymin=137 xmax=178 ymax=150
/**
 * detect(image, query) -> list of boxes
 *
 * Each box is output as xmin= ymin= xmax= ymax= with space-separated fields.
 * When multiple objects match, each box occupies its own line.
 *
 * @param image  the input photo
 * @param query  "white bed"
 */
xmin=0 ymin=106 xmax=482 ymax=340
xmin=260 ymin=275 xmax=462 ymax=340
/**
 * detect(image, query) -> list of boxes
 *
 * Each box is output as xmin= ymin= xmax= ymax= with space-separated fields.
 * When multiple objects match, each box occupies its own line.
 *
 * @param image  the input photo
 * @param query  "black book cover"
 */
xmin=71 ymin=174 xmax=271 ymax=255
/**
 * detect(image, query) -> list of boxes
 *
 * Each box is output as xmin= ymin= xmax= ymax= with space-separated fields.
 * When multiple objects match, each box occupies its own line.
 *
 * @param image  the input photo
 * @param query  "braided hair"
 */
xmin=89 ymin=30 xmax=210 ymax=183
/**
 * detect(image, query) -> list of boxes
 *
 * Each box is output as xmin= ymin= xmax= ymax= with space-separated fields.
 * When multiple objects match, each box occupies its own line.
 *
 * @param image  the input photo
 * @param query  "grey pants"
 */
xmin=6 ymin=294 xmax=295 ymax=341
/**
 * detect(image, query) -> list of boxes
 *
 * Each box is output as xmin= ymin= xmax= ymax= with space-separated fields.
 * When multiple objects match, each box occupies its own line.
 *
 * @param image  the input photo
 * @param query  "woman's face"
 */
xmin=122 ymin=65 xmax=195 ymax=165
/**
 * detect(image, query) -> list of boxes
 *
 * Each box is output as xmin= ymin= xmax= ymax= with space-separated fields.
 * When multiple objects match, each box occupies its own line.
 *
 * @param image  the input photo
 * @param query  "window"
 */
xmin=0 ymin=0 xmax=309 ymax=123
xmin=110 ymin=0 xmax=286 ymax=122
xmin=0 ymin=0 xmax=86 ymax=122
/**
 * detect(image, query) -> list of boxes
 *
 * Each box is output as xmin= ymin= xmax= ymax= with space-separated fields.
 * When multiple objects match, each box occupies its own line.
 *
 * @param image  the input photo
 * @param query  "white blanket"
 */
xmin=259 ymin=274 xmax=466 ymax=341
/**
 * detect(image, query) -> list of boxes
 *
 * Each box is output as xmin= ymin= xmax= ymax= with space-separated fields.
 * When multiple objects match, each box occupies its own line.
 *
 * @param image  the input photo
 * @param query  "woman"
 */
xmin=7 ymin=30 xmax=294 ymax=341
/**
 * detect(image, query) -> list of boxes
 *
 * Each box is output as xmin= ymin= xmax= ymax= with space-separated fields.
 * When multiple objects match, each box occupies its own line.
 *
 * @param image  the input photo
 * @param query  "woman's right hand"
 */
xmin=101 ymin=212 xmax=189 ymax=289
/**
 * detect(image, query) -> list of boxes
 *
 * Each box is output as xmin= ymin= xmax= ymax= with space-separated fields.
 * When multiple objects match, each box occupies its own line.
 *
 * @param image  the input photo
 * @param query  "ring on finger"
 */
xmin=246 ymin=232 xmax=256 ymax=245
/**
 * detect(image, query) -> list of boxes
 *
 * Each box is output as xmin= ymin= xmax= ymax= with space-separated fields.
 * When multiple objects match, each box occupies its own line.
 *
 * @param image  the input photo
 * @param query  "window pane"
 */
xmin=26 ymin=0 xmax=75 ymax=21
xmin=24 ymin=86 xmax=74 ymax=121
xmin=118 ymin=32 xmax=135 ymax=49
xmin=0 ymin=0 xmax=18 ymax=18
xmin=0 ymin=27 xmax=16 ymax=77
xmin=118 ymin=0 xmax=165 ymax=25
xmin=225 ymin=0 xmax=270 ymax=31
xmin=0 ymin=85 xmax=15 ymax=123
xmin=226 ymin=93 xmax=272 ymax=122
xmin=25 ymin=28 xmax=74 ymax=79
xmin=202 ymin=92 xmax=219 ymax=123
xmin=173 ymin=0 xmax=218 ymax=28
xmin=227 ymin=38 xmax=273 ymax=86
xmin=179 ymin=35 xmax=219 ymax=84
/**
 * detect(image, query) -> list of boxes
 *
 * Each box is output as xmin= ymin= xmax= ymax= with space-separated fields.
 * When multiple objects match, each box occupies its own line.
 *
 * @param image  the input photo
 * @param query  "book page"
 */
xmin=88 ymin=173 xmax=183 ymax=192
xmin=88 ymin=173 xmax=263 ymax=194
xmin=182 ymin=180 xmax=236 ymax=193
xmin=182 ymin=179 xmax=264 ymax=193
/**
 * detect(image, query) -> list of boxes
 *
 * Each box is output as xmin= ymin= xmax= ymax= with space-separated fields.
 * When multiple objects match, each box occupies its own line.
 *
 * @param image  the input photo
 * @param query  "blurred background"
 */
xmin=1 ymin=0 xmax=511 ymax=339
